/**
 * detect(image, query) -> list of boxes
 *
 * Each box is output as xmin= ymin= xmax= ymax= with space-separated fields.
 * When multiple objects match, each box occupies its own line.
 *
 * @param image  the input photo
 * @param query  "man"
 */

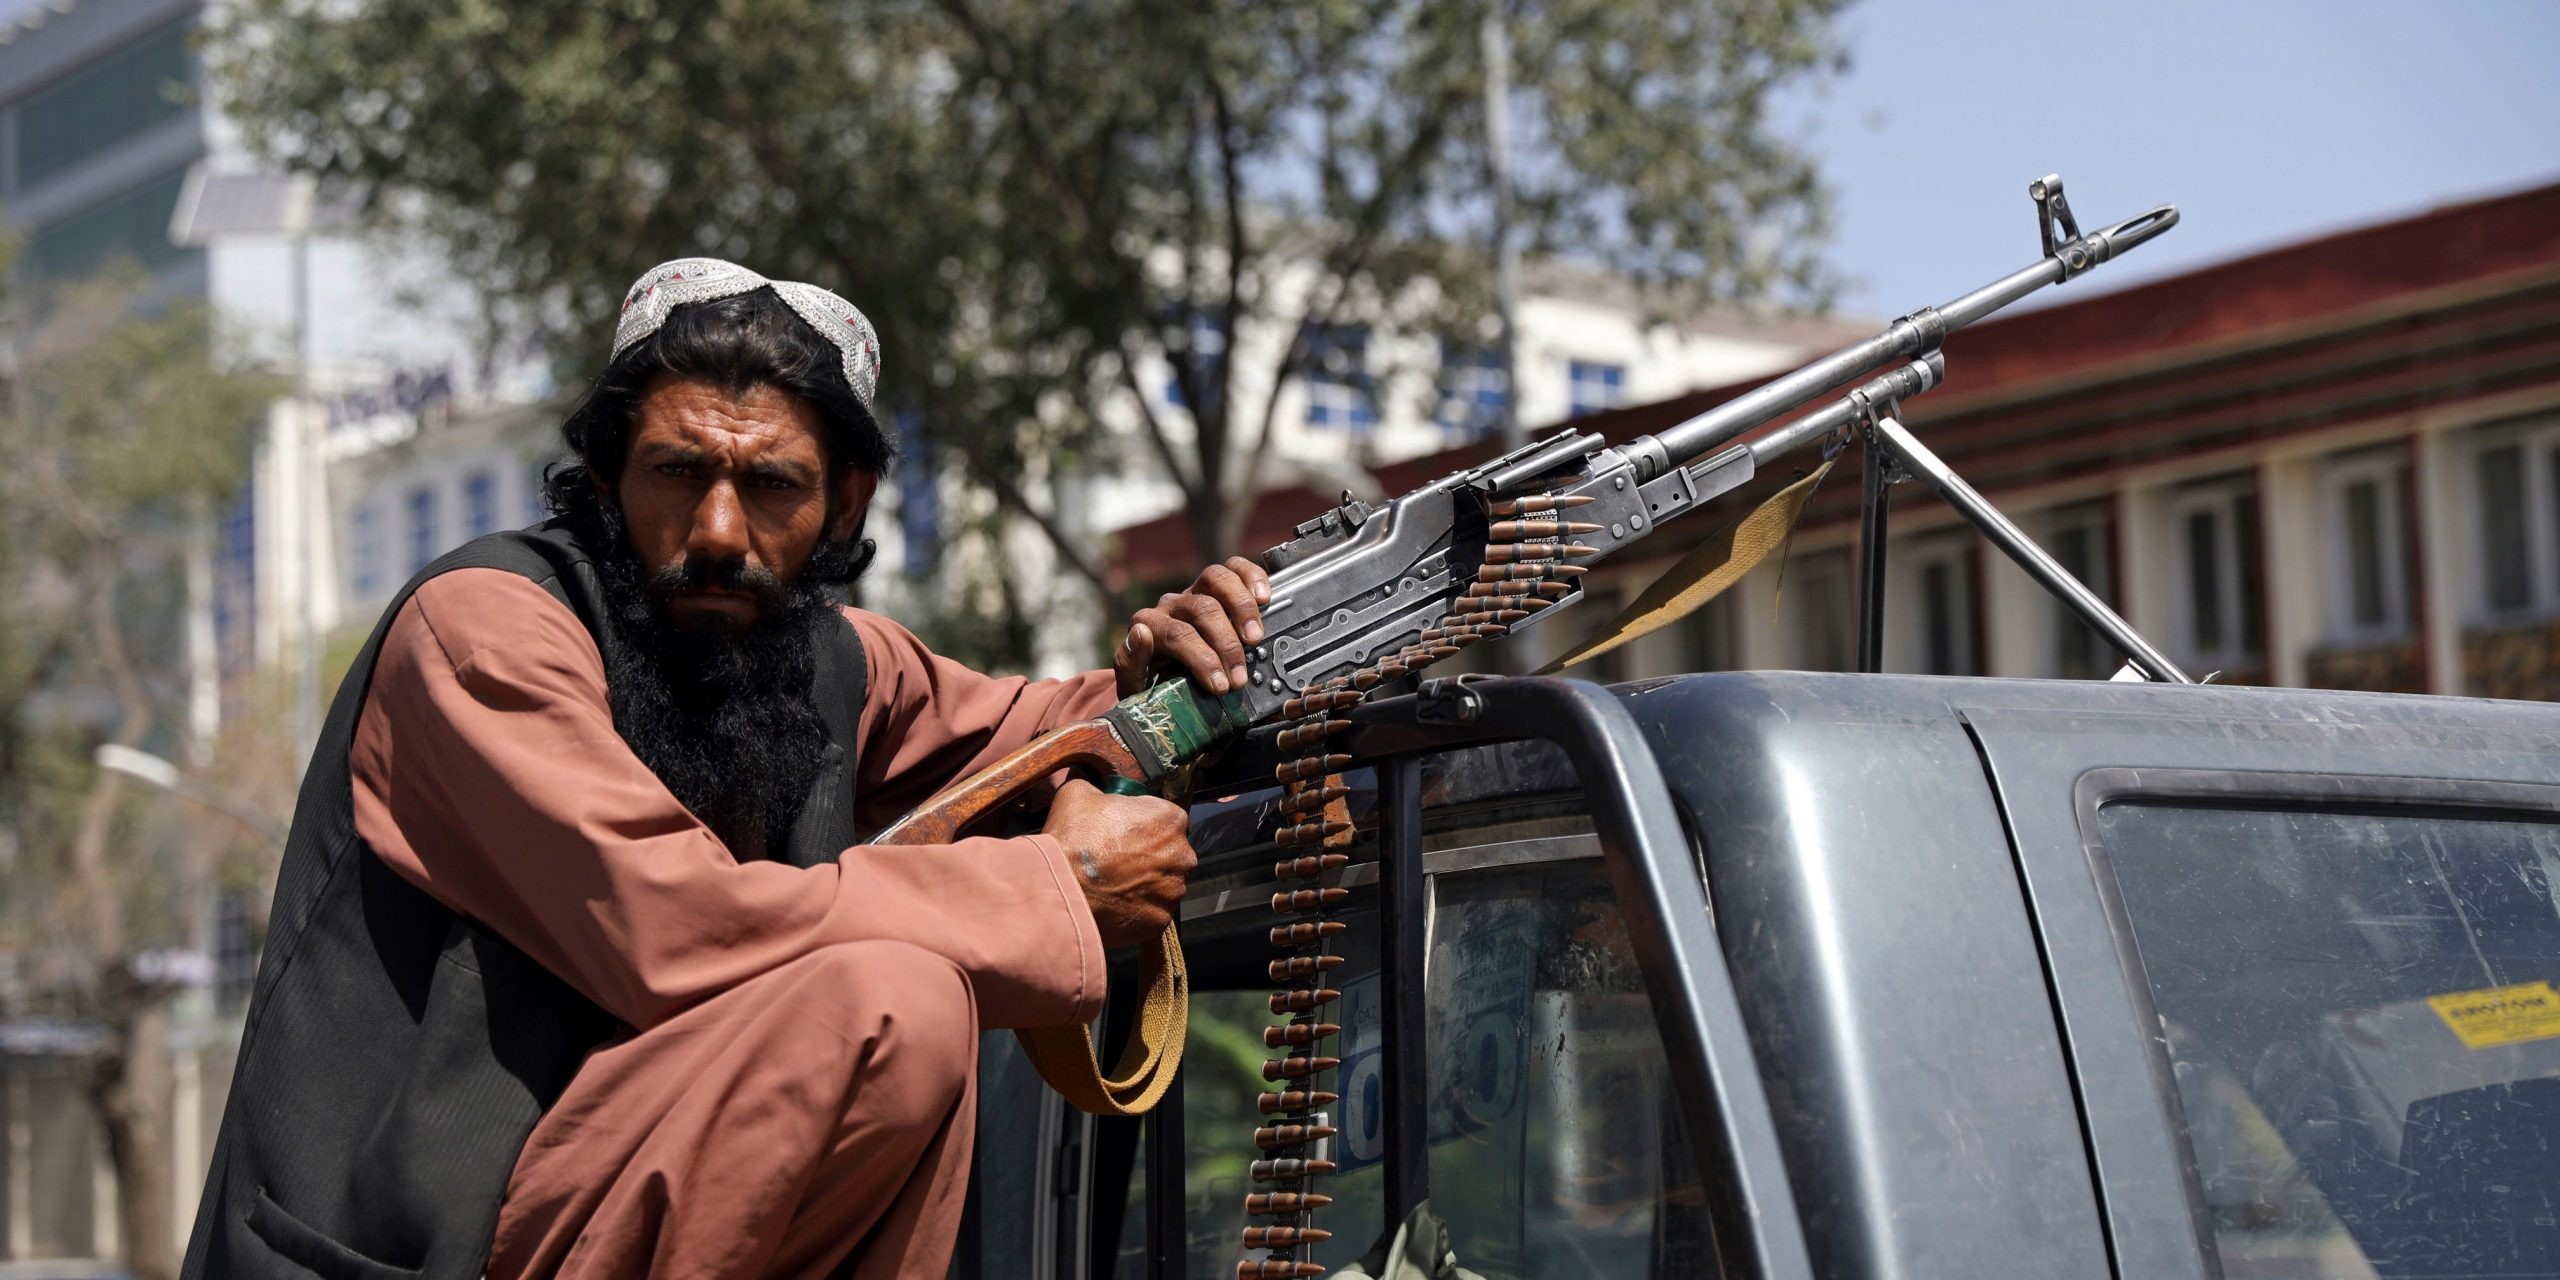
xmin=184 ymin=259 xmax=1271 ymax=1280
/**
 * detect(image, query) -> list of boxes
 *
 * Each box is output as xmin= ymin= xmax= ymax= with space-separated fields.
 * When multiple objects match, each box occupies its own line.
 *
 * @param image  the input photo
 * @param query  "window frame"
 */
xmin=2043 ymin=501 xmax=2117 ymax=679
xmin=2163 ymin=478 xmax=2263 ymax=676
xmin=1899 ymin=532 xmax=1981 ymax=677
xmin=1006 ymin=679 xmax=1813 ymax=1280
xmin=1566 ymin=359 xmax=1627 ymax=418
xmin=2319 ymin=447 xmax=2415 ymax=646
xmin=2068 ymin=767 xmax=2560 ymax=1279
xmin=2467 ymin=416 xmax=2560 ymax=625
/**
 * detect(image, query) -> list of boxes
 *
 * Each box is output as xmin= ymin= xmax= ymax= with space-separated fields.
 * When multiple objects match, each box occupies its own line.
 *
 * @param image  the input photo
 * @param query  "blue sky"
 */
xmin=1791 ymin=0 xmax=2560 ymax=316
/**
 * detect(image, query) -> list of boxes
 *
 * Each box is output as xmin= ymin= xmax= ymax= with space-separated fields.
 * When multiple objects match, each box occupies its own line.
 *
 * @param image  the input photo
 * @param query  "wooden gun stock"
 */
xmin=870 ymin=718 xmax=1147 ymax=846
xmin=870 ymin=710 xmax=1189 ymax=1117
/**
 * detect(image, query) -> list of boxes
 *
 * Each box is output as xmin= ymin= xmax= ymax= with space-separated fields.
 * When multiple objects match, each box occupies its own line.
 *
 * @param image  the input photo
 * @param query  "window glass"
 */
xmin=1792 ymin=551 xmax=1850 ymax=672
xmin=2344 ymin=478 xmax=2387 ymax=628
xmin=13 ymin=20 xmax=194 ymax=191
xmin=463 ymin=470 xmax=499 ymax=539
xmin=24 ymin=170 xmax=195 ymax=281
xmin=2097 ymin=801 xmax=2560 ymax=1278
xmin=2478 ymin=445 xmax=2531 ymax=614
xmin=1425 ymin=856 xmax=1714 ymax=1277
xmin=349 ymin=502 xmax=382 ymax=599
xmin=1437 ymin=343 xmax=1509 ymax=444
xmin=2048 ymin=505 xmax=2115 ymax=679
xmin=407 ymin=484 xmax=441 ymax=572
xmin=1306 ymin=327 xmax=1377 ymax=431
xmin=1567 ymin=361 xmax=1626 ymax=418
xmin=2185 ymin=508 xmax=2225 ymax=652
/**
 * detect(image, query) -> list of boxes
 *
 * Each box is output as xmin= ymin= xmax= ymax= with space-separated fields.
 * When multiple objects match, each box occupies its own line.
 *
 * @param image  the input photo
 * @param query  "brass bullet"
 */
xmin=1262 ymin=1020 xmax=1343 ymax=1046
xmin=1261 ymin=1056 xmax=1342 ymax=1080
xmin=1244 ymin=1191 xmax=1333 ymax=1214
xmin=1278 ymin=785 xmax=1351 ymax=814
xmin=1253 ymin=1124 xmax=1339 ymax=1149
xmin=1266 ymin=954 xmax=1346 ymax=980
xmin=1487 ymin=519 xmax=1602 ymax=540
xmin=1257 ymin=1088 xmax=1340 ymax=1113
xmin=1267 ymin=990 xmax=1341 ymax=1015
xmin=1270 ymin=887 xmax=1349 ymax=913
xmin=1273 ymin=754 xmax=1353 ymax=782
xmin=1250 ymin=1158 xmax=1337 ymax=1181
xmin=1271 ymin=853 xmax=1351 ymax=880
xmin=1236 ymin=1261 xmax=1326 ymax=1279
xmin=1275 ymin=821 xmax=1353 ymax=847
xmin=1275 ymin=719 xmax=1354 ymax=751
xmin=1242 ymin=1225 xmax=1333 ymax=1247
xmin=1267 ymin=921 xmax=1347 ymax=947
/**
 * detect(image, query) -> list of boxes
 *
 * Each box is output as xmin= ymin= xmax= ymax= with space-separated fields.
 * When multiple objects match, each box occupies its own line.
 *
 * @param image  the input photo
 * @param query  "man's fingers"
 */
xmin=1225 ymin=555 xmax=1272 ymax=606
xmin=1167 ymin=591 xmax=1250 ymax=692
xmin=1141 ymin=611 xmax=1230 ymax=694
xmin=1116 ymin=621 xmax=1156 ymax=692
xmin=1196 ymin=563 xmax=1267 ymax=645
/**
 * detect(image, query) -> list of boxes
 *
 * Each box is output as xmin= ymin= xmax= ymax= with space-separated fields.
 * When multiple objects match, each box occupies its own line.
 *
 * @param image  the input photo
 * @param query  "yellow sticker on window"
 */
xmin=2428 ymin=980 xmax=2560 ymax=1049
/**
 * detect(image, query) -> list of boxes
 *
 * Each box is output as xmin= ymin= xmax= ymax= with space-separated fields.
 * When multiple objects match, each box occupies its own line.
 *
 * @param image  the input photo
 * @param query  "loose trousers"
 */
xmin=485 ymin=941 xmax=981 ymax=1279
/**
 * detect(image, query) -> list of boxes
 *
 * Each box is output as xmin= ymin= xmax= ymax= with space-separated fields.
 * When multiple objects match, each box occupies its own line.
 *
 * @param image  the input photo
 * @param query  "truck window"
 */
xmin=2094 ymin=802 xmax=2560 ymax=1279
xmin=1119 ymin=744 xmax=1717 ymax=1278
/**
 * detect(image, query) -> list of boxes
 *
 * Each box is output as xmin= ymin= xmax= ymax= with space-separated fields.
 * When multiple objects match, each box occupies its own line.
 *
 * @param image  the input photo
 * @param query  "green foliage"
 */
xmin=0 ymin=264 xmax=283 ymax=965
xmin=209 ymin=0 xmax=1846 ymax=584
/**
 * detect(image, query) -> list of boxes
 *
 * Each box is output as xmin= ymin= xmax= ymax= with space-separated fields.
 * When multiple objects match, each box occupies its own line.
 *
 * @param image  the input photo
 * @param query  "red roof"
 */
xmin=1110 ymin=178 xmax=2560 ymax=584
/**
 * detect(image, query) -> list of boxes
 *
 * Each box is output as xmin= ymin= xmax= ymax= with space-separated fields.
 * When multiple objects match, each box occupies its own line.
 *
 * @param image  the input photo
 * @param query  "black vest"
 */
xmin=182 ymin=524 xmax=868 ymax=1280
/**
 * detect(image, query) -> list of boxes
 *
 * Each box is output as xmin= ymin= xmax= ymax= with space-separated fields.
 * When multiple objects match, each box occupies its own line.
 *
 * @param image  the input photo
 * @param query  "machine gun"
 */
xmin=875 ymin=174 xmax=2185 ymax=1277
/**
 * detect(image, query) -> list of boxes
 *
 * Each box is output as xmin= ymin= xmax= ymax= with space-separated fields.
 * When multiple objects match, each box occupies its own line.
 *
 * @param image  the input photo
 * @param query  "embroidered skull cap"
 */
xmin=610 ymin=257 xmax=882 ymax=417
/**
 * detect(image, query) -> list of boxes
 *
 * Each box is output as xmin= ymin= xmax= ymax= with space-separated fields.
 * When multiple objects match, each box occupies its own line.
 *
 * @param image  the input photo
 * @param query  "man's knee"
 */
xmin=790 ymin=942 xmax=978 ymax=1088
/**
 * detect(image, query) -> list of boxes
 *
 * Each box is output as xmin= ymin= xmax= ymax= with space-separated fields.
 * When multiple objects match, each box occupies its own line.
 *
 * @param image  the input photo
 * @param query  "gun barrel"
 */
xmin=1636 ymin=200 xmax=2179 ymax=477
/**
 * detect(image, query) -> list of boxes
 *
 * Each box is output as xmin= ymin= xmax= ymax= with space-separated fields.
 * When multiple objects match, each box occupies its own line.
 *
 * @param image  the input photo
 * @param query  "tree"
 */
xmin=208 ymin=0 xmax=1846 ymax=647
xmin=0 ymin=265 xmax=282 ymax=1280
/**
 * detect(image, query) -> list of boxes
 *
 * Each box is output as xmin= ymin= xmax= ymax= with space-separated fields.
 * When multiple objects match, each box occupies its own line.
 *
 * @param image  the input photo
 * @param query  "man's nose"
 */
xmin=685 ymin=480 xmax=753 ymax=562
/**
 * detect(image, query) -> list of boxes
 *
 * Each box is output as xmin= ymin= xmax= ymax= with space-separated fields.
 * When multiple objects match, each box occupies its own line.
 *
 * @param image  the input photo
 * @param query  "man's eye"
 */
xmin=654 ymin=462 xmax=694 ymax=479
xmin=758 ymin=476 xmax=800 ymax=492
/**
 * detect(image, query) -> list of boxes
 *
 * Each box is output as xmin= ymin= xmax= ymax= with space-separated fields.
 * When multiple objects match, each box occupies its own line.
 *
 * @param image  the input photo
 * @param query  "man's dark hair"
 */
xmin=543 ymin=286 xmax=894 ymax=584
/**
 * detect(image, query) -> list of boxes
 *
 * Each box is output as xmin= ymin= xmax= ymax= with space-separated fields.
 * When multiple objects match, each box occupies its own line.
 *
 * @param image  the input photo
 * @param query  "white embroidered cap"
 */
xmin=610 ymin=257 xmax=883 ymax=416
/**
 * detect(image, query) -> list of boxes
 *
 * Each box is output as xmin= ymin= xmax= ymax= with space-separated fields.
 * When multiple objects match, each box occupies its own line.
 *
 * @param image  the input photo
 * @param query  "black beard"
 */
xmin=584 ymin=502 xmax=842 ymax=857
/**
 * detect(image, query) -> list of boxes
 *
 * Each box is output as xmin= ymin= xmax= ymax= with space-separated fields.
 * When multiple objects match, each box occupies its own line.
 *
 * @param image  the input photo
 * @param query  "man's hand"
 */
xmin=1115 ymin=555 xmax=1273 ymax=698
xmin=1044 ymin=778 xmax=1197 ymax=946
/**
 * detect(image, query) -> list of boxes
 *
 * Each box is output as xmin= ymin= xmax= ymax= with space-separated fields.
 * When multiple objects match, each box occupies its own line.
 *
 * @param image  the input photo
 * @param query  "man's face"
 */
xmin=611 ymin=374 xmax=878 ymax=630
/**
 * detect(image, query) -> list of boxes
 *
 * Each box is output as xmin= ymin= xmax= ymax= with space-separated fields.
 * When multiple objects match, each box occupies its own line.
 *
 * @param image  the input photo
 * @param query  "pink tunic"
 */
xmin=348 ymin=567 xmax=1125 ymax=1276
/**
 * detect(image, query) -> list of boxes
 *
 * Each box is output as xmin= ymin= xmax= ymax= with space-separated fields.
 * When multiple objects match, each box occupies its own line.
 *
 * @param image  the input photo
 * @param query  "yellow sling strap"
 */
xmin=1538 ymin=460 xmax=1834 ymax=675
xmin=1014 ymin=922 xmax=1188 ymax=1115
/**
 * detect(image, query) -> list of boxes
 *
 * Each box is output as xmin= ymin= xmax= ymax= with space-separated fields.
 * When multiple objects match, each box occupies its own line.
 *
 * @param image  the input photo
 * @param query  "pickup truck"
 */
xmin=945 ymin=670 xmax=2560 ymax=1279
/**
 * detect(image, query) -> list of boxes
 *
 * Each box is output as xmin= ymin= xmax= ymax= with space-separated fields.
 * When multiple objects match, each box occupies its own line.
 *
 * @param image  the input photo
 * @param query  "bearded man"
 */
xmin=184 ymin=259 xmax=1269 ymax=1280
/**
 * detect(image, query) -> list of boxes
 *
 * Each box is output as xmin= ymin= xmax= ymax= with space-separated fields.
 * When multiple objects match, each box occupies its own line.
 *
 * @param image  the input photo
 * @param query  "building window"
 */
xmin=2167 ymin=478 xmax=2265 ymax=675
xmin=2321 ymin=449 xmax=2413 ymax=645
xmin=2471 ymin=419 xmax=2560 ymax=623
xmin=407 ymin=484 xmax=442 ymax=574
xmin=463 ymin=470 xmax=500 ymax=539
xmin=1680 ymin=594 xmax=1733 ymax=673
xmin=215 ymin=488 xmax=257 ymax=676
xmin=24 ymin=169 xmax=196 ymax=281
xmin=349 ymin=501 xmax=382 ymax=599
xmin=2046 ymin=502 xmax=2116 ymax=679
xmin=1567 ymin=360 xmax=1625 ymax=418
xmin=1304 ymin=327 xmax=1377 ymax=431
xmin=896 ymin=410 xmax=939 ymax=578
xmin=9 ymin=19 xmax=195 ymax=193
xmin=1788 ymin=550 xmax=1851 ymax=672
xmin=1163 ymin=310 xmax=1227 ymax=418
xmin=1903 ymin=534 xmax=1980 ymax=676
xmin=1436 ymin=343 xmax=1509 ymax=444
